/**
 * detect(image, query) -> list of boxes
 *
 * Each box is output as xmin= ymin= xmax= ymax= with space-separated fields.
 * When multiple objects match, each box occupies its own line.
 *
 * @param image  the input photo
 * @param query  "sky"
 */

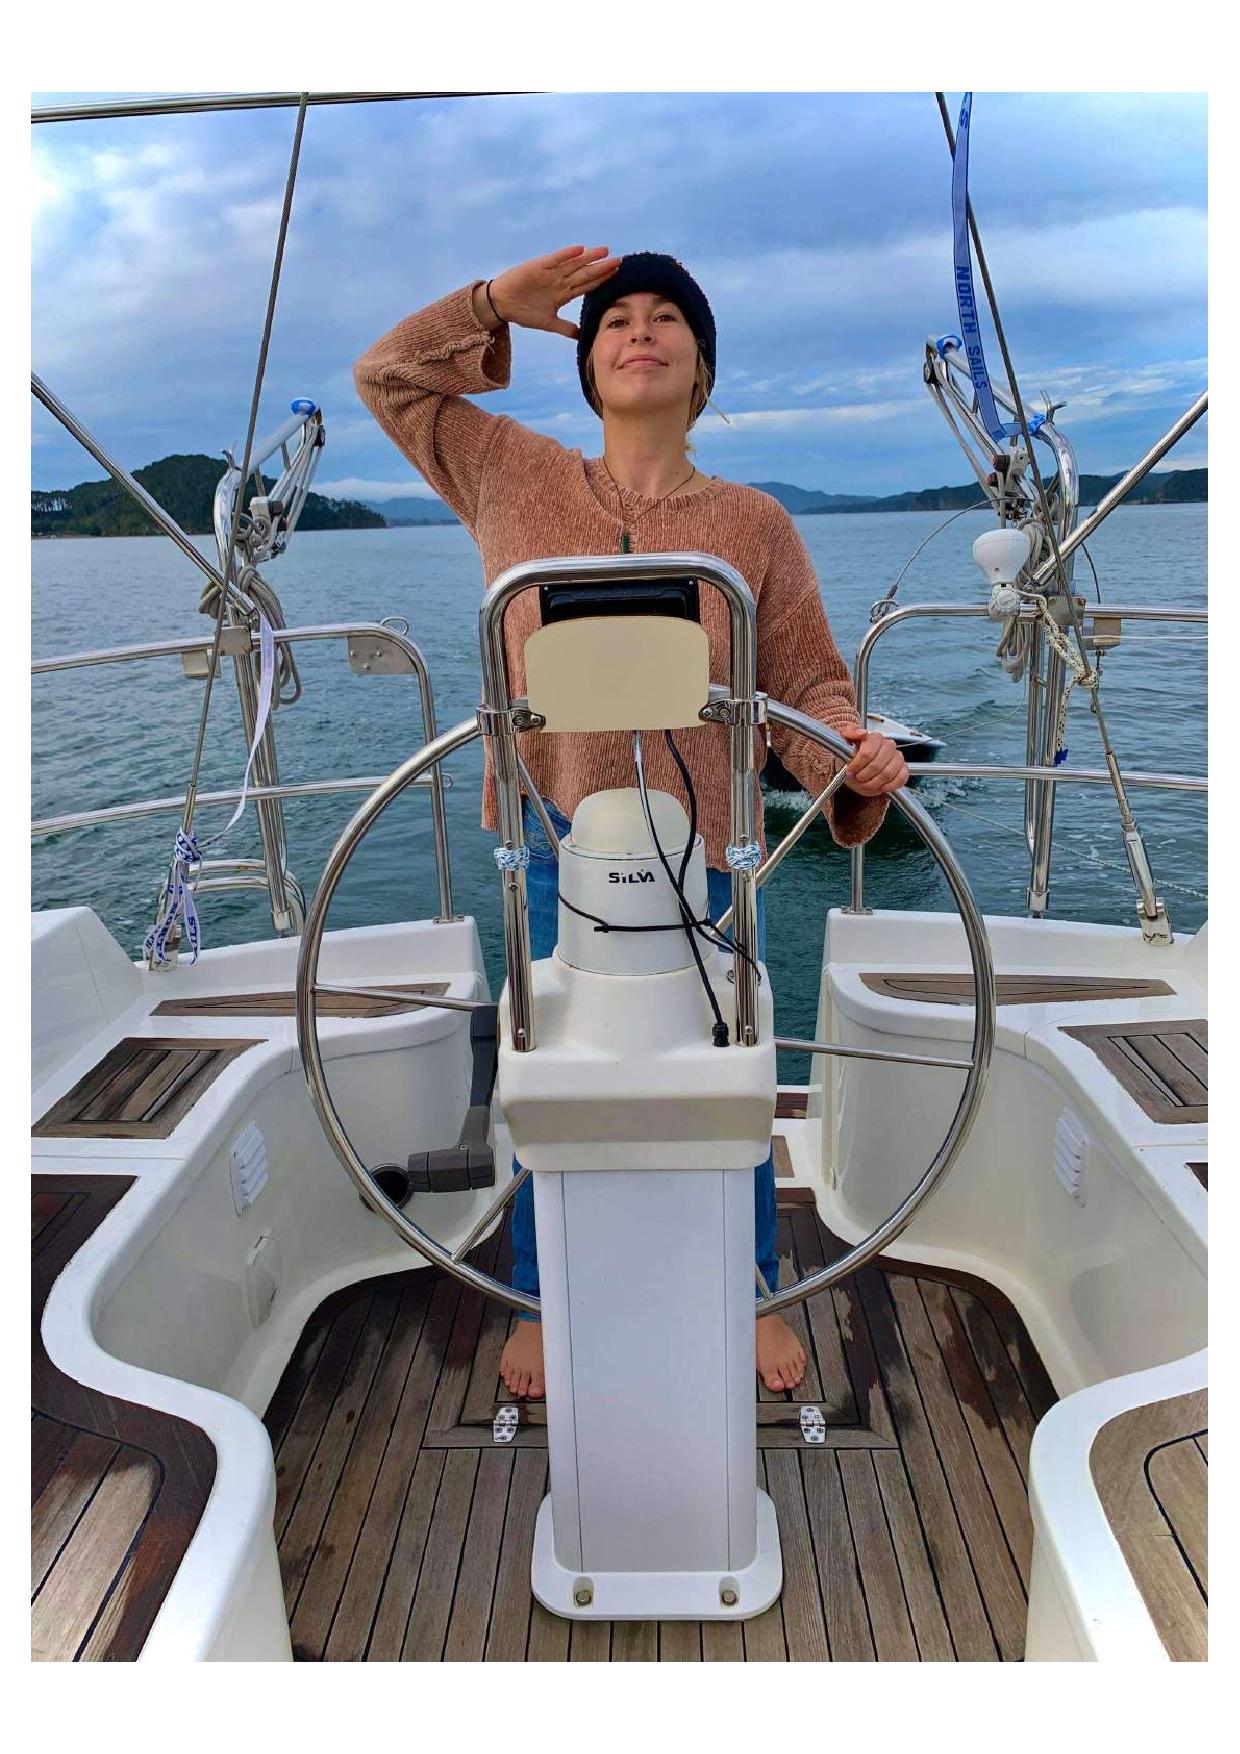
xmin=30 ymin=91 xmax=1208 ymax=501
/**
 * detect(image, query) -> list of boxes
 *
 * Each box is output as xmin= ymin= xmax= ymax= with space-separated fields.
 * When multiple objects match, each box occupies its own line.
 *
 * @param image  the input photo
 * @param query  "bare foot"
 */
xmin=756 ymin=1314 xmax=807 ymax=1392
xmin=499 ymin=1320 xmax=545 ymax=1399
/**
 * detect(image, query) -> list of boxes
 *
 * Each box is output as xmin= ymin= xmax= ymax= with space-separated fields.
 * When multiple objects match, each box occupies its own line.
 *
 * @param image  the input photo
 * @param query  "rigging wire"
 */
xmin=871 ymin=499 xmax=991 ymax=618
xmin=181 ymin=91 xmax=308 ymax=827
xmin=150 ymin=92 xmax=309 ymax=959
xmin=934 ymin=92 xmax=1169 ymax=936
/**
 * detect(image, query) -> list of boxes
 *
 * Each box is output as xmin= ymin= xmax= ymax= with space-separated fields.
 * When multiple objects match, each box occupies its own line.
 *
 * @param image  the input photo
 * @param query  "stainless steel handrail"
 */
xmin=903 ymin=761 xmax=1205 ymax=791
xmin=31 ymin=774 xmax=447 ymax=840
xmin=31 ymin=619 xmax=457 ymax=923
xmin=478 ymin=552 xmax=763 ymax=1053
xmin=850 ymin=599 xmax=1208 ymax=914
xmin=1025 ymin=397 xmax=1208 ymax=593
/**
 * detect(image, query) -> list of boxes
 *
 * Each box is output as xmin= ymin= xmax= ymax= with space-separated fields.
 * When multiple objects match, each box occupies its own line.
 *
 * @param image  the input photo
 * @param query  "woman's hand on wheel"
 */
xmin=838 ymin=724 xmax=909 ymax=796
xmin=488 ymin=246 xmax=622 ymax=339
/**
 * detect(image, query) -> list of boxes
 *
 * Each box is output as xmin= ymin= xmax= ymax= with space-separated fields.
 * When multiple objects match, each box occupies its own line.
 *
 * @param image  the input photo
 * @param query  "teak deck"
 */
xmin=152 ymin=983 xmax=450 ymax=1019
xmin=32 ymin=1037 xmax=260 ymax=1140
xmin=264 ymin=1192 xmax=1058 ymax=1661
xmin=31 ymin=1177 xmax=216 ymax=1662
xmin=1062 ymin=1020 xmax=1207 ymax=1125
xmin=1090 ymin=1389 xmax=1208 ymax=1661
xmin=860 ymin=973 xmax=1176 ymax=1007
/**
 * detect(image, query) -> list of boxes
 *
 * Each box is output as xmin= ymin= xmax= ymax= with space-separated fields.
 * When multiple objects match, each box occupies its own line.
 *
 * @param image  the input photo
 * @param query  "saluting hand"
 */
xmin=838 ymin=724 xmax=909 ymax=796
xmin=487 ymin=245 xmax=622 ymax=340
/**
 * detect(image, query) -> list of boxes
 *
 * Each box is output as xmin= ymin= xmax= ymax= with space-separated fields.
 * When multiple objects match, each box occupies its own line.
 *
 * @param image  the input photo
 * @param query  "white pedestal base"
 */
xmin=531 ymin=1489 xmax=782 ymax=1622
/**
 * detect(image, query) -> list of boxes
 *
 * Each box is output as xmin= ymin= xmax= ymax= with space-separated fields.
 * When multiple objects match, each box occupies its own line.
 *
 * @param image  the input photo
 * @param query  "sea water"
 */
xmin=31 ymin=503 xmax=1207 ymax=1076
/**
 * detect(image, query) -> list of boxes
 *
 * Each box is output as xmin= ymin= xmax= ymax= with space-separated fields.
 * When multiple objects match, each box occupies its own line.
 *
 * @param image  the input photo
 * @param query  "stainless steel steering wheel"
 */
xmin=295 ymin=706 xmax=996 ymax=1318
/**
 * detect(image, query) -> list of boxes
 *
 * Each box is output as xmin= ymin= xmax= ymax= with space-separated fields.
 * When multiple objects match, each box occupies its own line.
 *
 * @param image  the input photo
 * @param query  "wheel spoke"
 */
xmin=314 ymin=982 xmax=487 ymax=1015
xmin=451 ymin=1164 xmax=531 ymax=1263
xmin=775 ymin=1035 xmax=972 ymax=1072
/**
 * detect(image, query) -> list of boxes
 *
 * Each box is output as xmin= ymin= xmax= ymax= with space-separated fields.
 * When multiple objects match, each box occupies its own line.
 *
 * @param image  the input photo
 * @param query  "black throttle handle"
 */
xmin=407 ymin=1004 xmax=499 ymax=1194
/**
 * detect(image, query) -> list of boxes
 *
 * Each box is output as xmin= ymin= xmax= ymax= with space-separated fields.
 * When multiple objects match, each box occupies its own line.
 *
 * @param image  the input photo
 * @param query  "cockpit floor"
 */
xmin=264 ymin=1190 xmax=1056 ymax=1661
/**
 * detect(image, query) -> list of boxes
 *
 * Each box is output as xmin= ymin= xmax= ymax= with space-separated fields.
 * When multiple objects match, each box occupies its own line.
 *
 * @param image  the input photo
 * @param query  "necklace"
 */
xmin=601 ymin=458 xmax=699 ymax=553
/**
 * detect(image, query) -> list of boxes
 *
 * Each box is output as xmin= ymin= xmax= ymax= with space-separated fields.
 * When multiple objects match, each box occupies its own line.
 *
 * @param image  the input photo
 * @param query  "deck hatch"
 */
xmin=32 ymin=1035 xmax=260 ymax=1139
xmin=1062 ymin=1019 xmax=1207 ymax=1124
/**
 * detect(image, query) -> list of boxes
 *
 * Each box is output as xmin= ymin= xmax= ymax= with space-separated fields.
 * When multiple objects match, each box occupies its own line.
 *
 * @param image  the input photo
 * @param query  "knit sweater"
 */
xmin=353 ymin=284 xmax=888 ymax=866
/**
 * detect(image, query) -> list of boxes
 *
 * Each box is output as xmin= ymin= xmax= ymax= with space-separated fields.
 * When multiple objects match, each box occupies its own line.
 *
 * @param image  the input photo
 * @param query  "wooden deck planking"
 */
xmin=31 ymin=1176 xmax=216 ymax=1663
xmin=860 ymin=972 xmax=1175 ymax=1007
xmin=263 ymin=1198 xmax=1059 ymax=1662
xmin=33 ymin=1037 xmax=259 ymax=1139
xmin=837 ymin=1450 xmax=919 ymax=1660
xmin=289 ymin=1277 xmax=434 ymax=1657
xmin=324 ymin=1277 xmax=464 ymax=1661
xmin=1062 ymin=1020 xmax=1207 ymax=1125
xmin=31 ymin=1452 xmax=160 ymax=1662
xmin=153 ymin=982 xmax=449 ymax=1019
xmin=1090 ymin=1389 xmax=1207 ymax=1661
xmin=485 ymin=1450 xmax=548 ymax=1660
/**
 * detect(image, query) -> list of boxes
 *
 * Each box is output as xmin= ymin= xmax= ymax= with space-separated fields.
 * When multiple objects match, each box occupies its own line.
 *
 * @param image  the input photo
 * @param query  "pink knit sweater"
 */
xmin=353 ymin=284 xmax=887 ymax=866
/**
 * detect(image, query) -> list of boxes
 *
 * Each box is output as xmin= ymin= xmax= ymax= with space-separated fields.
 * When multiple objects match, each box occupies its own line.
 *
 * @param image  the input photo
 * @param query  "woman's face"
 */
xmin=589 ymin=291 xmax=700 ymax=423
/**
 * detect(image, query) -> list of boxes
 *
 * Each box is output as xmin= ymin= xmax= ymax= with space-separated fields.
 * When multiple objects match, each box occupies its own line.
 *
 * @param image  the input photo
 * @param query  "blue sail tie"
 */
xmin=951 ymin=94 xmax=1047 ymax=448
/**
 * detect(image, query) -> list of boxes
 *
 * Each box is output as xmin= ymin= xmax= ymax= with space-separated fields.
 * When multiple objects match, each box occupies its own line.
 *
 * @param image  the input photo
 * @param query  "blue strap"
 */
xmin=952 ymin=93 xmax=1010 ymax=445
xmin=143 ymin=829 xmax=203 ymax=965
xmin=950 ymin=97 xmax=1051 ymax=450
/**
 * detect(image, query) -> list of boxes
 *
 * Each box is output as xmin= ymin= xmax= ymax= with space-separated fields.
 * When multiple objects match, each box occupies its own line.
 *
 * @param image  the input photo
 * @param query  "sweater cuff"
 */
xmin=825 ymin=783 xmax=888 ymax=847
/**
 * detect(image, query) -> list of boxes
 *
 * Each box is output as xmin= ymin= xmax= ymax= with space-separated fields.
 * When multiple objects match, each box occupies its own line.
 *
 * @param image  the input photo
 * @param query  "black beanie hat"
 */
xmin=577 ymin=251 xmax=716 ymax=416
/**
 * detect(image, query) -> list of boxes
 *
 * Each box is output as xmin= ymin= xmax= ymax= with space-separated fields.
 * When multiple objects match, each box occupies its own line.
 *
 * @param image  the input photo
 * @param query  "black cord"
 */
xmin=1080 ymin=541 xmax=1102 ymax=603
xmin=548 ymin=738 xmax=762 ymax=1047
xmin=634 ymin=733 xmax=731 ymax=1046
xmin=558 ymin=892 xmax=700 ymax=934
xmin=662 ymin=731 xmax=762 ymax=979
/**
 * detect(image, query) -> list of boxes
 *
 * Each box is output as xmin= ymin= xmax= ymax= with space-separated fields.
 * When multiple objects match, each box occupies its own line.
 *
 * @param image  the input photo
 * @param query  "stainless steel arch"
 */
xmin=295 ymin=704 xmax=996 ymax=1318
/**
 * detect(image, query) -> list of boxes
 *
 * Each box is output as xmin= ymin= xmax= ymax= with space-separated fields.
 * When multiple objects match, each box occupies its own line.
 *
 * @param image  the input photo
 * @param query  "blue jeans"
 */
xmin=509 ymin=797 xmax=779 ymax=1317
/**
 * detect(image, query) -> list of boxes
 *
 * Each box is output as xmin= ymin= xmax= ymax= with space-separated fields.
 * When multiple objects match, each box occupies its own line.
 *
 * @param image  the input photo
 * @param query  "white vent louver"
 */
xmin=1052 ymin=1109 xmax=1089 ymax=1205
xmin=230 ymin=1121 xmax=270 ymax=1216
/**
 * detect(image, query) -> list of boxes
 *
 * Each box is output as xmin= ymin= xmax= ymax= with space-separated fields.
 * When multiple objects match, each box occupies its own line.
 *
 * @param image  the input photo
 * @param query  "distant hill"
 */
xmin=362 ymin=495 xmax=460 ymax=526
xmin=39 ymin=456 xmax=1201 ymax=539
xmin=746 ymin=481 xmax=875 ymax=513
xmin=758 ymin=469 xmax=1207 ymax=515
xmin=32 ymin=453 xmax=386 ymax=537
xmin=360 ymin=472 xmax=1208 ymax=524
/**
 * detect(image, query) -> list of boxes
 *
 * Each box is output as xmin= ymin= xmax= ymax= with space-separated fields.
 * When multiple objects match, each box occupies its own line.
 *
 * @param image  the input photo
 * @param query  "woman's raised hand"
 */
xmin=488 ymin=246 xmax=622 ymax=340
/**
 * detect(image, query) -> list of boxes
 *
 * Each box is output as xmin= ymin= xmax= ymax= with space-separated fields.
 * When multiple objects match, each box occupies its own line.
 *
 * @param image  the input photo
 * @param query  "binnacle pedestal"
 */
xmin=497 ymin=790 xmax=783 ymax=1622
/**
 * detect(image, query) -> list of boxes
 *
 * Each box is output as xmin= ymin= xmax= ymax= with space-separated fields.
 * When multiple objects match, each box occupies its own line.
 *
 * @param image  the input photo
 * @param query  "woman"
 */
xmin=354 ymin=245 xmax=907 ymax=1400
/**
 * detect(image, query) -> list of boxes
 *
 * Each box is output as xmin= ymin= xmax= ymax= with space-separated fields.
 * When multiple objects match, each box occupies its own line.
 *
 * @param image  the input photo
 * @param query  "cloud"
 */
xmin=315 ymin=477 xmax=440 ymax=502
xmin=30 ymin=93 xmax=1208 ymax=498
